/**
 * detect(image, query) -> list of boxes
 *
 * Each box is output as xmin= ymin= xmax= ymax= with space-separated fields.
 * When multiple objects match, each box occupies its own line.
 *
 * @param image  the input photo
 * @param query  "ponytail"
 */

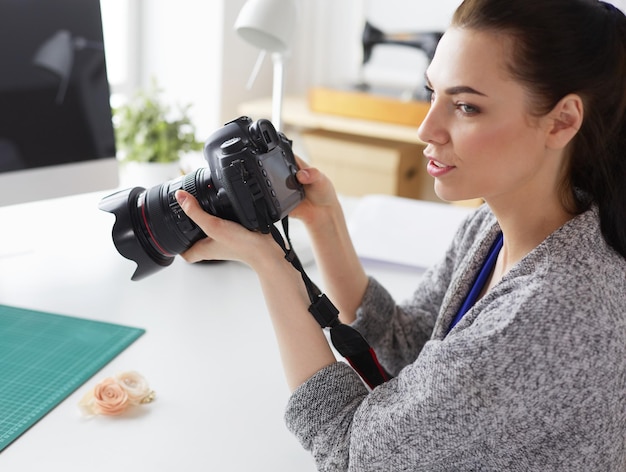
xmin=569 ymin=1 xmax=626 ymax=258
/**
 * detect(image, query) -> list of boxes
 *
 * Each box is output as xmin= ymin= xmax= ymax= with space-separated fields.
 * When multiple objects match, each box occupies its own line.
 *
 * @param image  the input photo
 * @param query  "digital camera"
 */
xmin=99 ymin=116 xmax=304 ymax=280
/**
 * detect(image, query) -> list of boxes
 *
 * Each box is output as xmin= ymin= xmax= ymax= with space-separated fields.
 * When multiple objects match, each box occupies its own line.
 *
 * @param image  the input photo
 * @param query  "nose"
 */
xmin=417 ymin=99 xmax=449 ymax=145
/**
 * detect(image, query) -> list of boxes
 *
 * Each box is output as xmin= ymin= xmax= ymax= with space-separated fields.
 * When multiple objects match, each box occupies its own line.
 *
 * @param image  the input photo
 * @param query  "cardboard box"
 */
xmin=308 ymin=86 xmax=430 ymax=127
xmin=300 ymin=129 xmax=440 ymax=202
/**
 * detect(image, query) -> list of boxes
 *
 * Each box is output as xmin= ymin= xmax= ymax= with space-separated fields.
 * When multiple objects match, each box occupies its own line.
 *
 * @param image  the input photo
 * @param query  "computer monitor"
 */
xmin=0 ymin=0 xmax=118 ymax=207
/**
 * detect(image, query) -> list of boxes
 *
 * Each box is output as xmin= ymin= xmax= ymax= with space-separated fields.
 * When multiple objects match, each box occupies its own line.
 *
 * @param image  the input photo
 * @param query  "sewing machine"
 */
xmin=307 ymin=21 xmax=442 ymax=126
xmin=358 ymin=21 xmax=443 ymax=100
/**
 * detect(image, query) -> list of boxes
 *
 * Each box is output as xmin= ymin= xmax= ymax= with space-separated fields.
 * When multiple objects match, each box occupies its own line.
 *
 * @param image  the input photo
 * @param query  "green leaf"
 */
xmin=113 ymin=79 xmax=203 ymax=163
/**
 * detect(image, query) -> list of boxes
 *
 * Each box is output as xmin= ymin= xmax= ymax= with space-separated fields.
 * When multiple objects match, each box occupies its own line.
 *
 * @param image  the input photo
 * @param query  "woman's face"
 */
xmin=418 ymin=27 xmax=560 ymax=206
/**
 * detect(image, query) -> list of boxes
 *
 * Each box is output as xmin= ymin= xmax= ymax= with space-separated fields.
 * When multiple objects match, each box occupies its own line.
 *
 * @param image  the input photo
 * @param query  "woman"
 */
xmin=175 ymin=0 xmax=626 ymax=469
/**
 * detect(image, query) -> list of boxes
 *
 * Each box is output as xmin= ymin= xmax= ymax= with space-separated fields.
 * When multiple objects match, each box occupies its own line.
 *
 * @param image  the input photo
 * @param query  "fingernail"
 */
xmin=175 ymin=190 xmax=187 ymax=205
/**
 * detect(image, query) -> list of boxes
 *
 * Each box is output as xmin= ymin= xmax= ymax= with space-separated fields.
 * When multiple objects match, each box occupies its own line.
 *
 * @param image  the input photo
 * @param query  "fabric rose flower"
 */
xmin=79 ymin=371 xmax=155 ymax=417
xmin=93 ymin=377 xmax=129 ymax=415
xmin=115 ymin=371 xmax=152 ymax=405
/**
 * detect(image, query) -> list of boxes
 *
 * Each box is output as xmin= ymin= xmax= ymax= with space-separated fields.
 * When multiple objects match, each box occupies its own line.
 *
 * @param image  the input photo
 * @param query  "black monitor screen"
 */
xmin=0 ymin=0 xmax=116 ymax=173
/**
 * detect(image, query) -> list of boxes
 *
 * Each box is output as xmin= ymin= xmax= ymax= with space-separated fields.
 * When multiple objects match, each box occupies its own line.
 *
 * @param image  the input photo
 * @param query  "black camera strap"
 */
xmin=269 ymin=217 xmax=391 ymax=389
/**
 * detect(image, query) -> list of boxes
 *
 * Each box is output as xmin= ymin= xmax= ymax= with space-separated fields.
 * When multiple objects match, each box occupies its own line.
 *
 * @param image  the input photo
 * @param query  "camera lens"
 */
xmin=140 ymin=170 xmax=205 ymax=257
xmin=98 ymin=168 xmax=218 ymax=281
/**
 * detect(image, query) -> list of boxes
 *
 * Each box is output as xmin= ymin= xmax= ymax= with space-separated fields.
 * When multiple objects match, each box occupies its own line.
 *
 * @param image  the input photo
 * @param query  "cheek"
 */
xmin=454 ymin=125 xmax=507 ymax=168
xmin=456 ymin=119 xmax=540 ymax=171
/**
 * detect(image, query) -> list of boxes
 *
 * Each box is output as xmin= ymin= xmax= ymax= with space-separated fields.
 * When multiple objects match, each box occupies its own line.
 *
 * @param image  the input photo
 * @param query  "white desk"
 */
xmin=0 ymin=190 xmax=425 ymax=471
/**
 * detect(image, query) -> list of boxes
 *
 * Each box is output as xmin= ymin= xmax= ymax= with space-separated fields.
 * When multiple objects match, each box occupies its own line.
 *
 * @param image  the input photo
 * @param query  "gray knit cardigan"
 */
xmin=285 ymin=205 xmax=626 ymax=471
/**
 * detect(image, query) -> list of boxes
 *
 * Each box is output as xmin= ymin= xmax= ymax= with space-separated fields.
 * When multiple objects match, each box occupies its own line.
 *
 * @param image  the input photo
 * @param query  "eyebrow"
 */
xmin=425 ymin=74 xmax=487 ymax=97
xmin=444 ymin=85 xmax=487 ymax=97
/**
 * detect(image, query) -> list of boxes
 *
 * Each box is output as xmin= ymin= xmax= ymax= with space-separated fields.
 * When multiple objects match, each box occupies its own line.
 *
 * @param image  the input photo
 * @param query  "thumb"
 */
xmin=296 ymin=167 xmax=323 ymax=185
xmin=175 ymin=189 xmax=225 ymax=236
xmin=175 ymin=189 xmax=195 ymax=211
xmin=175 ymin=189 xmax=208 ymax=222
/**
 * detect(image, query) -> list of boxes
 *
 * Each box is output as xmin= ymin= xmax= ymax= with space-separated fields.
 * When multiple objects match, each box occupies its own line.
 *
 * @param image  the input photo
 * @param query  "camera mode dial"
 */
xmin=220 ymin=136 xmax=245 ymax=155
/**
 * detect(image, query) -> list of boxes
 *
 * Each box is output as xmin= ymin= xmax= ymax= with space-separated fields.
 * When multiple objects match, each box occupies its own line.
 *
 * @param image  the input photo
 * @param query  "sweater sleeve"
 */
xmin=284 ymin=362 xmax=368 ymax=471
xmin=350 ymin=273 xmax=444 ymax=376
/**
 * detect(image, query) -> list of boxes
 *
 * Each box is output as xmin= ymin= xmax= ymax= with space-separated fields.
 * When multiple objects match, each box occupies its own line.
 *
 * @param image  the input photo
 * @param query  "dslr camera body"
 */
xmin=99 ymin=116 xmax=304 ymax=280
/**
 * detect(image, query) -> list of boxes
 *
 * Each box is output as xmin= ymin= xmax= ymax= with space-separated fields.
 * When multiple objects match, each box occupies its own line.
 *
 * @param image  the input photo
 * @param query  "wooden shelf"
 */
xmin=308 ymin=87 xmax=430 ymax=127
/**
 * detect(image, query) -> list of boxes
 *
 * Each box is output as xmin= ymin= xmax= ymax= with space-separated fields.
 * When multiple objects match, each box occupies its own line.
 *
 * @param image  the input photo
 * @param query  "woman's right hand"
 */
xmin=289 ymin=157 xmax=341 ymax=229
xmin=289 ymin=157 xmax=369 ymax=321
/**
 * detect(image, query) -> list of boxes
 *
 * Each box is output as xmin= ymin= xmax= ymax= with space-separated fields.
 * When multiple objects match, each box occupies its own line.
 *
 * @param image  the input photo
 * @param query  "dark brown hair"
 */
xmin=453 ymin=0 xmax=626 ymax=258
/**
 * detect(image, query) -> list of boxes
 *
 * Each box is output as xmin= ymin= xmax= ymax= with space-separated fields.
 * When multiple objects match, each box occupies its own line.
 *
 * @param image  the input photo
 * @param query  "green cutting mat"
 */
xmin=0 ymin=304 xmax=145 ymax=452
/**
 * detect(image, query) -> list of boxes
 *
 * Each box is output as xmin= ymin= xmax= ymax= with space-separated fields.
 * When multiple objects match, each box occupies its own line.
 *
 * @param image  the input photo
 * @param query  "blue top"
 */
xmin=447 ymin=232 xmax=504 ymax=334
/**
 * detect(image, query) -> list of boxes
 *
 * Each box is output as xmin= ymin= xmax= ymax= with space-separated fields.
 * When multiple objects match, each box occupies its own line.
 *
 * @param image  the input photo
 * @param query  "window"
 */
xmin=100 ymin=0 xmax=140 ymax=105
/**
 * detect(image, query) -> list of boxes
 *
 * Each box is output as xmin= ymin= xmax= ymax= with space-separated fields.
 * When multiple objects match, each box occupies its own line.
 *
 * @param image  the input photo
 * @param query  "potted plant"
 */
xmin=114 ymin=80 xmax=203 ymax=187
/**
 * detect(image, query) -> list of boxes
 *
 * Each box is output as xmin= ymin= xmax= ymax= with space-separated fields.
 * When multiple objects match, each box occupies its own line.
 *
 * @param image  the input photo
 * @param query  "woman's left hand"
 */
xmin=175 ymin=189 xmax=337 ymax=391
xmin=174 ymin=190 xmax=282 ymax=270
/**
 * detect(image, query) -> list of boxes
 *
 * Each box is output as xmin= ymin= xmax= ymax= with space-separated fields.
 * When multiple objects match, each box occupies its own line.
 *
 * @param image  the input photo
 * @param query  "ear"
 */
xmin=545 ymin=94 xmax=584 ymax=150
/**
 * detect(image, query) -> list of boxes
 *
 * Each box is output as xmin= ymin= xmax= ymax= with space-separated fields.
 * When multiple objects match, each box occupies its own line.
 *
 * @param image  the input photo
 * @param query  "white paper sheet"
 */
xmin=347 ymin=194 xmax=475 ymax=269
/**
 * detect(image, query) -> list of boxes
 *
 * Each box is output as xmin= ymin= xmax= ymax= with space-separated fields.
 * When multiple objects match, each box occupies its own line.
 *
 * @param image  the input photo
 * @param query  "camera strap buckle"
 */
xmin=284 ymin=247 xmax=298 ymax=264
xmin=308 ymin=293 xmax=340 ymax=328
xmin=269 ymin=217 xmax=392 ymax=389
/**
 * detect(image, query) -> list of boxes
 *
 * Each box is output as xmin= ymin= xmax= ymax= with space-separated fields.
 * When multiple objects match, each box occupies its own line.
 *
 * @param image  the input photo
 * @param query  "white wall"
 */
xmin=137 ymin=0 xmax=224 ymax=139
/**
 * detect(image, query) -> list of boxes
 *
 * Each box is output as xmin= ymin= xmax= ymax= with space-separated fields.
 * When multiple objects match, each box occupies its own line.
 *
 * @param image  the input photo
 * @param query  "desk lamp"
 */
xmin=235 ymin=0 xmax=298 ymax=130
xmin=33 ymin=29 xmax=104 ymax=104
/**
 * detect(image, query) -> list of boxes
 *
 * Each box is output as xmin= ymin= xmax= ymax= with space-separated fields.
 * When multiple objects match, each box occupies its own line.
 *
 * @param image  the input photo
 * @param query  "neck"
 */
xmin=487 ymin=196 xmax=574 ymax=275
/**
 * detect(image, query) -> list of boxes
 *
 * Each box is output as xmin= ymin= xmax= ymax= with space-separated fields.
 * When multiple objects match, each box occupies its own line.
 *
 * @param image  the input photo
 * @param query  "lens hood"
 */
xmin=99 ymin=187 xmax=175 ymax=281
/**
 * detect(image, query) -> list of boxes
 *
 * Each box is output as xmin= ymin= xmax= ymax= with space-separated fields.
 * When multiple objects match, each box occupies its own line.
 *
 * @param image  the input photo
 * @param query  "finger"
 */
xmin=179 ymin=237 xmax=215 ymax=263
xmin=175 ymin=189 xmax=200 ymax=217
xmin=176 ymin=190 xmax=215 ymax=226
xmin=296 ymin=166 xmax=324 ymax=185
xmin=175 ymin=191 xmax=238 ymax=262
xmin=175 ymin=189 xmax=270 ymax=264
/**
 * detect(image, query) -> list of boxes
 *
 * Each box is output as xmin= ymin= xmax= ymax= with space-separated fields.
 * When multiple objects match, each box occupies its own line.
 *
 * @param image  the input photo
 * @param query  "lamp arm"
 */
xmin=246 ymin=50 xmax=267 ymax=90
xmin=271 ymin=52 xmax=285 ymax=131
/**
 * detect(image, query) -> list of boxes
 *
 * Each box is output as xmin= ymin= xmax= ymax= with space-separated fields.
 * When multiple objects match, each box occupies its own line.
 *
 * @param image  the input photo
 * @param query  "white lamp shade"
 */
xmin=235 ymin=0 xmax=297 ymax=53
xmin=33 ymin=30 xmax=74 ymax=80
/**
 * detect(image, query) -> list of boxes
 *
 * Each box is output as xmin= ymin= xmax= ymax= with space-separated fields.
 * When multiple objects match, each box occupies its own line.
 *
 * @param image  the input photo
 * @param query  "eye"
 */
xmin=456 ymin=103 xmax=480 ymax=115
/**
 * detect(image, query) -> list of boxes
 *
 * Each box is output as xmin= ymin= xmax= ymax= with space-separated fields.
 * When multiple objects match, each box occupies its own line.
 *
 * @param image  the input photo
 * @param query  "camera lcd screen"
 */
xmin=261 ymin=148 xmax=297 ymax=204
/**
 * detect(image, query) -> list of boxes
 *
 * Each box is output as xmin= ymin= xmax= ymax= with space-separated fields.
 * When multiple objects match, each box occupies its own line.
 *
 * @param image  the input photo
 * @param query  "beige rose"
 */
xmin=91 ymin=377 xmax=130 ymax=416
xmin=78 ymin=371 xmax=155 ymax=417
xmin=115 ymin=371 xmax=153 ymax=405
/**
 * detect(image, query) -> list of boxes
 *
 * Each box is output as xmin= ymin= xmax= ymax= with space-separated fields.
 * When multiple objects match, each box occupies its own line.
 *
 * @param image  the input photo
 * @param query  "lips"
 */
xmin=426 ymin=157 xmax=455 ymax=177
